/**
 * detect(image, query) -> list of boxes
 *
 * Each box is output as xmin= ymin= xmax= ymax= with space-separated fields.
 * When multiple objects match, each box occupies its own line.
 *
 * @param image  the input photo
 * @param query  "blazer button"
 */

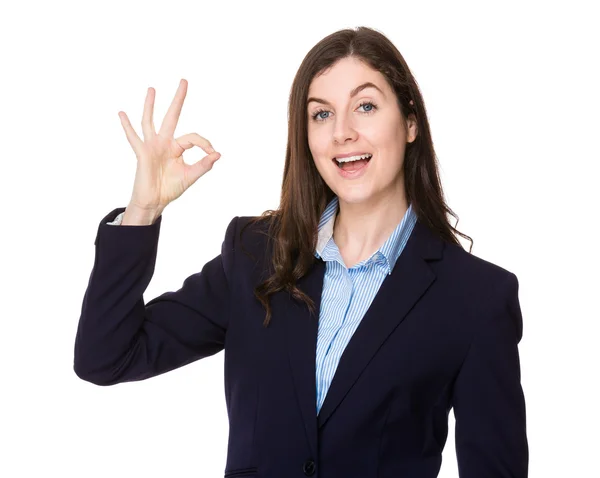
xmin=303 ymin=459 xmax=316 ymax=476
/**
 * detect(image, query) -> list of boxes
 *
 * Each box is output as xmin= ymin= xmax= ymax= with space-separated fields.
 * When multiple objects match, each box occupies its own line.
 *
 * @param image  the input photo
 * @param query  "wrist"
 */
xmin=122 ymin=204 xmax=163 ymax=226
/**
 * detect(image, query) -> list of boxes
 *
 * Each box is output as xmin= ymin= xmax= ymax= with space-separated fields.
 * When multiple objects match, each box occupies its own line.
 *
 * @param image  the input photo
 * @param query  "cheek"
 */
xmin=369 ymin=124 xmax=406 ymax=159
xmin=307 ymin=131 xmax=330 ymax=162
xmin=364 ymin=118 xmax=399 ymax=143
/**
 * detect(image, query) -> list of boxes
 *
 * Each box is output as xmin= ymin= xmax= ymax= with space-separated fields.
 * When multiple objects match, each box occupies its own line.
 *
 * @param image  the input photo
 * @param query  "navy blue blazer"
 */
xmin=74 ymin=207 xmax=528 ymax=478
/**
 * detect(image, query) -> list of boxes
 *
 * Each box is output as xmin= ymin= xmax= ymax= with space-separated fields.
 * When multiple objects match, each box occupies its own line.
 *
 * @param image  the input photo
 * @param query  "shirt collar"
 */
xmin=314 ymin=195 xmax=418 ymax=275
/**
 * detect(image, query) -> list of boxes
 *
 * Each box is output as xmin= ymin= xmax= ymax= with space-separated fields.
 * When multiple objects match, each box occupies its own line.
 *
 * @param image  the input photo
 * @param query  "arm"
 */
xmin=452 ymin=272 xmax=529 ymax=477
xmin=73 ymin=207 xmax=238 ymax=386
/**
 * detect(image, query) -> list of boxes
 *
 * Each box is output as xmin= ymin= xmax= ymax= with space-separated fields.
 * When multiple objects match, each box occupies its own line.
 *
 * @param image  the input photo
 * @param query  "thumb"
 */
xmin=186 ymin=151 xmax=221 ymax=185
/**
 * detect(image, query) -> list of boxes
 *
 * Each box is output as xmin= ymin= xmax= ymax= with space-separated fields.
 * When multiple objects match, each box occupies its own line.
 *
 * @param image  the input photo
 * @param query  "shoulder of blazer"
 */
xmin=442 ymin=237 xmax=517 ymax=282
xmin=228 ymin=215 xmax=276 ymax=267
xmin=235 ymin=215 xmax=274 ymax=245
xmin=440 ymin=240 xmax=520 ymax=334
xmin=438 ymin=239 xmax=523 ymax=344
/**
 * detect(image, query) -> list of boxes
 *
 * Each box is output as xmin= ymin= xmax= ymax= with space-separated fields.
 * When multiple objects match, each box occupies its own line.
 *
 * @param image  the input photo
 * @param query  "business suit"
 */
xmin=74 ymin=205 xmax=528 ymax=477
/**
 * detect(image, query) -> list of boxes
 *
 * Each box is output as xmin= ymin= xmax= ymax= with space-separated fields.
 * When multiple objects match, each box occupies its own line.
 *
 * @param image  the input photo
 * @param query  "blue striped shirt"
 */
xmin=313 ymin=195 xmax=418 ymax=414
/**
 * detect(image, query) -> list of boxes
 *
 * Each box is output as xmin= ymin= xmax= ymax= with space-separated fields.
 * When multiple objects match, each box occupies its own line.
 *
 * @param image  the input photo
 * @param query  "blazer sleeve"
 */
xmin=73 ymin=207 xmax=238 ymax=386
xmin=452 ymin=272 xmax=529 ymax=477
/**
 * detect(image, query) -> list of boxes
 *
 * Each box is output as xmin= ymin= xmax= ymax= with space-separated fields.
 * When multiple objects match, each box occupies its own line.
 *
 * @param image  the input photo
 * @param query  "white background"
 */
xmin=1 ymin=0 xmax=598 ymax=476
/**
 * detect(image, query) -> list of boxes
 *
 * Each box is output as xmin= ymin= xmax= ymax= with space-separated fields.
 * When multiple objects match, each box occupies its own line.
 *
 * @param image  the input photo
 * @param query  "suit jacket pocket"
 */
xmin=224 ymin=466 xmax=258 ymax=477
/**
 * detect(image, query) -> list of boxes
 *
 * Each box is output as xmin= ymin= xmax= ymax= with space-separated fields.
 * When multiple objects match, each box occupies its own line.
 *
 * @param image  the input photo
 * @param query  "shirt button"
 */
xmin=303 ymin=459 xmax=316 ymax=476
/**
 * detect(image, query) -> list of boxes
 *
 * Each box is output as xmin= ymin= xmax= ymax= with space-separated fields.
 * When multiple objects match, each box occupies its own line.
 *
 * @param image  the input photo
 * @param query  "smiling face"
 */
xmin=307 ymin=56 xmax=417 ymax=205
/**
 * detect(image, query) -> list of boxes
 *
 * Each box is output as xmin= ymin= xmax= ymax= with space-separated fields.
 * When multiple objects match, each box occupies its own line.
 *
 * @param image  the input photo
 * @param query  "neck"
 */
xmin=333 ymin=186 xmax=408 ymax=261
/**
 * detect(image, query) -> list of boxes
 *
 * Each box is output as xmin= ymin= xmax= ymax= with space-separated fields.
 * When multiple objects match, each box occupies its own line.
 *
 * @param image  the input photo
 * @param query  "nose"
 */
xmin=332 ymin=115 xmax=358 ymax=144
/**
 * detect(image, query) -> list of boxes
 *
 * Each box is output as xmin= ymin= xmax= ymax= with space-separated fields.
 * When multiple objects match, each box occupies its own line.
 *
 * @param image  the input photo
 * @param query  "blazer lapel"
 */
xmin=317 ymin=219 xmax=443 ymax=428
xmin=284 ymin=257 xmax=325 ymax=460
xmin=284 ymin=218 xmax=444 ymax=453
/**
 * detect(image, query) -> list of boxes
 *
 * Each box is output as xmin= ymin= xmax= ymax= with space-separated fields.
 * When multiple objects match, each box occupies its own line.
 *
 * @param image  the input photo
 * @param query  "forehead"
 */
xmin=308 ymin=57 xmax=388 ymax=97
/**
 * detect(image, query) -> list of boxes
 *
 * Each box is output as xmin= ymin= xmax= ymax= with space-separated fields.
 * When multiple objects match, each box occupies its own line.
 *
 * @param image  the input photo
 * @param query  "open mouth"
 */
xmin=332 ymin=153 xmax=373 ymax=168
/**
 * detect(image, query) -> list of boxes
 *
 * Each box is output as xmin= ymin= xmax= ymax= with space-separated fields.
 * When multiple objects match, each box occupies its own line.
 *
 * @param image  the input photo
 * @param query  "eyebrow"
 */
xmin=307 ymin=82 xmax=384 ymax=106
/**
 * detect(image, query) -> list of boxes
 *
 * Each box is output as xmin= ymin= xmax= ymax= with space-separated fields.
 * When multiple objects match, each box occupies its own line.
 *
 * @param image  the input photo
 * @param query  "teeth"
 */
xmin=336 ymin=153 xmax=373 ymax=163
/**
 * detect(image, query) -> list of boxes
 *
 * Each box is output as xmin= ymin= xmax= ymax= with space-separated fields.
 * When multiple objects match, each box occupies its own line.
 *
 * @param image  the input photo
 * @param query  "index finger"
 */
xmin=159 ymin=79 xmax=188 ymax=138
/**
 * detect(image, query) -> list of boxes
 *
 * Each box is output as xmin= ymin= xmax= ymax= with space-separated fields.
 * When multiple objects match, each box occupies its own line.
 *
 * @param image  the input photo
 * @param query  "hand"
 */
xmin=118 ymin=79 xmax=221 ymax=215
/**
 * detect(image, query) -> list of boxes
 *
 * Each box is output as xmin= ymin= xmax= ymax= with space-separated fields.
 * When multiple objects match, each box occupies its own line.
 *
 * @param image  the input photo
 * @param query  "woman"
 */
xmin=74 ymin=26 xmax=528 ymax=478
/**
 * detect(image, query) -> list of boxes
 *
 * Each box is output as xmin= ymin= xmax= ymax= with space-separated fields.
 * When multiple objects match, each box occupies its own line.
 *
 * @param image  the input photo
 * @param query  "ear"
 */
xmin=406 ymin=113 xmax=418 ymax=143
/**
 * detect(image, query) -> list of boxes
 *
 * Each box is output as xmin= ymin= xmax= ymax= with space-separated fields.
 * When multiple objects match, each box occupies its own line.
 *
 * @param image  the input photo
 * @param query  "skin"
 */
xmin=307 ymin=56 xmax=418 ymax=268
xmin=118 ymin=79 xmax=220 ymax=225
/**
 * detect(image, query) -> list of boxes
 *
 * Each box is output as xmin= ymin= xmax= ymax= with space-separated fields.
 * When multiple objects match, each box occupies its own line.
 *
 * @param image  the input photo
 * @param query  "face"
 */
xmin=307 ymin=56 xmax=417 ymax=205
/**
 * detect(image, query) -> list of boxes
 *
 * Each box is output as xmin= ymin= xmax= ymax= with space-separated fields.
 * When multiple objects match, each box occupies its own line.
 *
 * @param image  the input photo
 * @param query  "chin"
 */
xmin=332 ymin=187 xmax=374 ymax=204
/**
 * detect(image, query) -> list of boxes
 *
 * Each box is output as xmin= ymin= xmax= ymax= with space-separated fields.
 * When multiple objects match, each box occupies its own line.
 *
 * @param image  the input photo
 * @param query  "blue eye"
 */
xmin=311 ymin=101 xmax=378 ymax=122
xmin=314 ymin=110 xmax=330 ymax=121
xmin=362 ymin=102 xmax=374 ymax=112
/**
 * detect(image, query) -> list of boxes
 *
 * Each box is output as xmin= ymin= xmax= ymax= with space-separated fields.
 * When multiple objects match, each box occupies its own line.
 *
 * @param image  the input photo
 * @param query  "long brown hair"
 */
xmin=240 ymin=26 xmax=473 ymax=327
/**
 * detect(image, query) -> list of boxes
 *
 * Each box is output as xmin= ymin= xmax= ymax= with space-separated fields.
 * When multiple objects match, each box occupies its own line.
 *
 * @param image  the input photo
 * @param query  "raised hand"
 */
xmin=118 ymin=79 xmax=221 ymax=222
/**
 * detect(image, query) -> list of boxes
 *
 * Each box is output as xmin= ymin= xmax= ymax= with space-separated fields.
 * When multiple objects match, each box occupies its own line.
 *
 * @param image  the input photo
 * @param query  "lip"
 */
xmin=332 ymin=154 xmax=372 ymax=179
xmin=333 ymin=151 xmax=371 ymax=159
